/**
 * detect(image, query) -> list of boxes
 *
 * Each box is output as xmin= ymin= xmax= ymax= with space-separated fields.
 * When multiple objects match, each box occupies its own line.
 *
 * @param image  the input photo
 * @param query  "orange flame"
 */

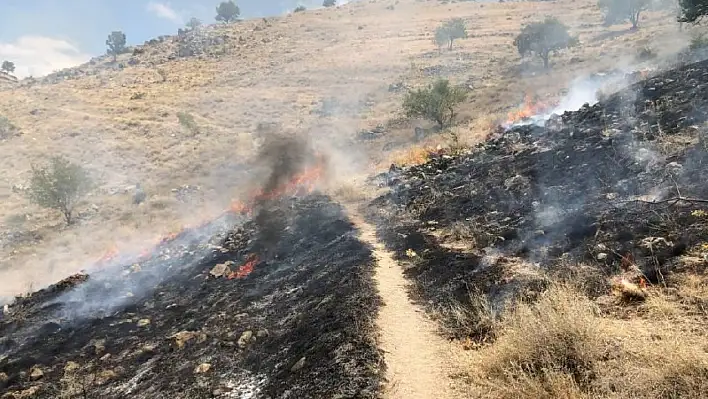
xmin=227 ymin=254 xmax=259 ymax=279
xmin=506 ymin=94 xmax=558 ymax=125
xmin=93 ymin=156 xmax=325 ymax=272
xmin=226 ymin=155 xmax=326 ymax=217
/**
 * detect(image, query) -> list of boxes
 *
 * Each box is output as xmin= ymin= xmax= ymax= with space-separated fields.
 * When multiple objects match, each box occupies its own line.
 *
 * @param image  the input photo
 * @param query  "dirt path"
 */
xmin=347 ymin=210 xmax=466 ymax=399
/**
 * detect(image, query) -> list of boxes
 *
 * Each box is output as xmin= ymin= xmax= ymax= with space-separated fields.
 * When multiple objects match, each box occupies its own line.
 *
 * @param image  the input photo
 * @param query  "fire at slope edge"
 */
xmin=504 ymin=67 xmax=653 ymax=128
xmin=32 ymin=133 xmax=327 ymax=321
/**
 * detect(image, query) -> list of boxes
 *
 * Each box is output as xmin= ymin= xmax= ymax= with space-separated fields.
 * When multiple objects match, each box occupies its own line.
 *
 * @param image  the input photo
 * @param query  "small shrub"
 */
xmin=689 ymin=33 xmax=708 ymax=50
xmin=0 ymin=116 xmax=17 ymax=139
xmin=294 ymin=5 xmax=306 ymax=12
xmin=177 ymin=112 xmax=200 ymax=134
xmin=323 ymin=0 xmax=337 ymax=7
xmin=402 ymin=79 xmax=467 ymax=128
xmin=514 ymin=16 xmax=577 ymax=68
xmin=215 ymin=1 xmax=240 ymax=23
xmin=636 ymin=46 xmax=656 ymax=61
xmin=26 ymin=156 xmax=93 ymax=225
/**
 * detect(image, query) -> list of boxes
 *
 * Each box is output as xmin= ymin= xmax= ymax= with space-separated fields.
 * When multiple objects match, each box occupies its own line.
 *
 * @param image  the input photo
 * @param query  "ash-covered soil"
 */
xmin=0 ymin=194 xmax=382 ymax=399
xmin=368 ymin=59 xmax=708 ymax=338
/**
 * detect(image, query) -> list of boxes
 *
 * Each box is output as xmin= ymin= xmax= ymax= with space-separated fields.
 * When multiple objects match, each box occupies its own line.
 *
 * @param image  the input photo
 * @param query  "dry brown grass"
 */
xmin=462 ymin=282 xmax=708 ymax=399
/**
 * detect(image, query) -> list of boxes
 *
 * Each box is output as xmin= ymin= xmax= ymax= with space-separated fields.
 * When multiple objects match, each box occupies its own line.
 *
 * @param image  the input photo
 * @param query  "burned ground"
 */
xmin=367 ymin=58 xmax=708 ymax=339
xmin=0 ymin=194 xmax=382 ymax=399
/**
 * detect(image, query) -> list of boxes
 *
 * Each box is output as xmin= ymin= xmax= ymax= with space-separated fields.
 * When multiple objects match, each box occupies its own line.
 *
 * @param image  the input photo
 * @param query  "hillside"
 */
xmin=0 ymin=0 xmax=693 ymax=299
xmin=2 ymin=0 xmax=708 ymax=397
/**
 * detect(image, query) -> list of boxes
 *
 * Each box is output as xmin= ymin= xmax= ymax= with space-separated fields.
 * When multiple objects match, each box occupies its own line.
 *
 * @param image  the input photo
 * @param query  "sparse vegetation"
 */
xmin=434 ymin=18 xmax=468 ymax=50
xmin=690 ymin=32 xmax=708 ymax=50
xmin=177 ymin=111 xmax=200 ymax=134
xmin=514 ymin=16 xmax=577 ymax=68
xmin=466 ymin=283 xmax=708 ymax=399
xmin=599 ymin=0 xmax=649 ymax=28
xmin=186 ymin=17 xmax=202 ymax=30
xmin=106 ymin=31 xmax=127 ymax=62
xmin=678 ymin=0 xmax=708 ymax=22
xmin=1 ymin=60 xmax=15 ymax=74
xmin=215 ymin=1 xmax=240 ymax=23
xmin=294 ymin=5 xmax=307 ymax=12
xmin=26 ymin=156 xmax=93 ymax=225
xmin=323 ymin=0 xmax=337 ymax=7
xmin=403 ymin=79 xmax=467 ymax=128
xmin=0 ymin=115 xmax=17 ymax=139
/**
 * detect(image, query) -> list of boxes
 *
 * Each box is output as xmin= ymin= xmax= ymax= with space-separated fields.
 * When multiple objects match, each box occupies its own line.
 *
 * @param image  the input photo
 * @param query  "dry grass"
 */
xmin=462 ymin=282 xmax=708 ymax=399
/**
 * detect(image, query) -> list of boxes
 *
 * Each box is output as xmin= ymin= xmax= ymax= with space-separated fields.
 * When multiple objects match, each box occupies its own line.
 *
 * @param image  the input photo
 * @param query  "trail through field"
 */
xmin=347 ymin=210 xmax=467 ymax=399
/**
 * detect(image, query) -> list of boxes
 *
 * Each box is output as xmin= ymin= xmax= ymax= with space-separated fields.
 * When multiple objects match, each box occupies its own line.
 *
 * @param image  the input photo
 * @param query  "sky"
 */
xmin=0 ymin=0 xmax=337 ymax=77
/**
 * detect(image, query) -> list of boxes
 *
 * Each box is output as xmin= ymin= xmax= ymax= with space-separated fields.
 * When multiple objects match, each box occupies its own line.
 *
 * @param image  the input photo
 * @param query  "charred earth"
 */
xmin=0 ymin=194 xmax=382 ymax=398
xmin=368 ymin=58 xmax=708 ymax=339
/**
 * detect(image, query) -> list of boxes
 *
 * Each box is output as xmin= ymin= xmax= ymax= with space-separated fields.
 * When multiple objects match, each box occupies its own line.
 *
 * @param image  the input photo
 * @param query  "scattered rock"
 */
xmin=194 ymin=363 xmax=212 ymax=374
xmin=64 ymin=361 xmax=80 ymax=373
xmin=238 ymin=330 xmax=255 ymax=348
xmin=290 ymin=357 xmax=306 ymax=372
xmin=29 ymin=366 xmax=43 ymax=381
xmin=95 ymin=369 xmax=118 ymax=385
xmin=209 ymin=262 xmax=233 ymax=278
xmin=137 ymin=318 xmax=151 ymax=327
xmin=170 ymin=330 xmax=206 ymax=349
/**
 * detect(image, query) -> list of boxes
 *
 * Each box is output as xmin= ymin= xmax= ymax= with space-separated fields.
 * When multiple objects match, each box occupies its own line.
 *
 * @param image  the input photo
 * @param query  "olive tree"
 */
xmin=434 ymin=18 xmax=468 ymax=50
xmin=1 ymin=61 xmax=15 ymax=74
xmin=403 ymin=79 xmax=467 ymax=128
xmin=26 ymin=156 xmax=93 ymax=225
xmin=599 ymin=0 xmax=649 ymax=29
xmin=514 ymin=17 xmax=577 ymax=68
xmin=106 ymin=31 xmax=127 ymax=62
xmin=215 ymin=1 xmax=240 ymax=23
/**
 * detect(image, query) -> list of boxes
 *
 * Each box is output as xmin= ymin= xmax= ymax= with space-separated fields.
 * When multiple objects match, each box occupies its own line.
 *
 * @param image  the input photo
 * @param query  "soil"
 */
xmin=367 ymin=58 xmax=708 ymax=339
xmin=347 ymin=211 xmax=463 ymax=399
xmin=0 ymin=194 xmax=382 ymax=399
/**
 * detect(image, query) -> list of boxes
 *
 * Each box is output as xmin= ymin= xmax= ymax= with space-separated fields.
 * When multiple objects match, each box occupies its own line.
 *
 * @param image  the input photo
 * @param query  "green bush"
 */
xmin=403 ymin=79 xmax=467 ymax=128
xmin=323 ymin=0 xmax=336 ymax=7
xmin=27 ymin=156 xmax=93 ymax=225
xmin=294 ymin=5 xmax=306 ymax=12
xmin=177 ymin=112 xmax=200 ymax=134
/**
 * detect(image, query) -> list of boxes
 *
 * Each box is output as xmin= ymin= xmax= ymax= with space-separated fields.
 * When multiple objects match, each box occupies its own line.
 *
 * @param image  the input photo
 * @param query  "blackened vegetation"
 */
xmin=368 ymin=59 xmax=708 ymax=339
xmin=0 ymin=195 xmax=381 ymax=398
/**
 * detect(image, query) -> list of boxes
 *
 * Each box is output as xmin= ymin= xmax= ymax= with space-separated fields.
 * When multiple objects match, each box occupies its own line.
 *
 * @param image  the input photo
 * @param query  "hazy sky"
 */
xmin=0 ymin=0 xmax=333 ymax=77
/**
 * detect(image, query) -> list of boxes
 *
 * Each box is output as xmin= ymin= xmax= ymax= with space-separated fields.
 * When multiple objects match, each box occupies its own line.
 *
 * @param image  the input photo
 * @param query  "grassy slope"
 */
xmin=0 ymin=0 xmax=693 ymax=298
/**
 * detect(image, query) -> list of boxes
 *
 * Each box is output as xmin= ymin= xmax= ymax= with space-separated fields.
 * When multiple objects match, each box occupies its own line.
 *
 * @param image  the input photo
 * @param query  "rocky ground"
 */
xmin=0 ymin=194 xmax=382 ymax=399
xmin=367 ymin=58 xmax=708 ymax=339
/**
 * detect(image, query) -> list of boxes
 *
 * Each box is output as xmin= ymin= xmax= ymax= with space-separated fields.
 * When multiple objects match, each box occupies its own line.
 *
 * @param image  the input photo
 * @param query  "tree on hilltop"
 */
xmin=598 ymin=0 xmax=649 ymax=29
xmin=216 ymin=1 xmax=240 ymax=23
xmin=186 ymin=17 xmax=202 ymax=30
xmin=678 ymin=0 xmax=708 ymax=22
xmin=106 ymin=31 xmax=127 ymax=62
xmin=1 ymin=61 xmax=15 ymax=74
xmin=514 ymin=17 xmax=577 ymax=68
xmin=323 ymin=0 xmax=336 ymax=7
xmin=434 ymin=18 xmax=468 ymax=51
xmin=403 ymin=79 xmax=467 ymax=128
